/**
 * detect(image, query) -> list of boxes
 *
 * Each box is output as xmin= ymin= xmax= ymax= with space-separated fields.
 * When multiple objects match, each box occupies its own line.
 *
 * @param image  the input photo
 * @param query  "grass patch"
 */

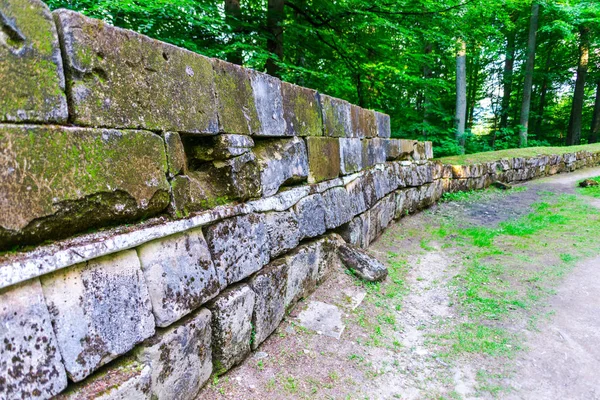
xmin=577 ymin=176 xmax=600 ymax=198
xmin=438 ymin=323 xmax=520 ymax=357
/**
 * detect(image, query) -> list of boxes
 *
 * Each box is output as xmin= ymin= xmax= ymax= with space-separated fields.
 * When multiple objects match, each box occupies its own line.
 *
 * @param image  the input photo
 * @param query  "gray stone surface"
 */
xmin=351 ymin=105 xmax=377 ymax=138
xmin=0 ymin=125 xmax=170 ymax=250
xmin=264 ymin=210 xmax=301 ymax=258
xmin=249 ymin=70 xmax=287 ymax=137
xmin=316 ymin=233 xmax=345 ymax=283
xmin=207 ymin=285 xmax=255 ymax=374
xmin=339 ymin=138 xmax=363 ymax=175
xmin=297 ymin=301 xmax=345 ymax=340
xmin=187 ymin=134 xmax=254 ymax=162
xmin=135 ymin=309 xmax=212 ymax=400
xmin=204 ymin=214 xmax=270 ymax=285
xmin=0 ymin=279 xmax=68 ymax=400
xmin=362 ymin=138 xmax=387 ymax=168
xmin=282 ymin=82 xmax=323 ymax=136
xmin=320 ymin=94 xmax=352 ymax=137
xmin=164 ymin=132 xmax=186 ymax=177
xmin=338 ymin=213 xmax=369 ymax=249
xmin=284 ymin=243 xmax=321 ymax=308
xmin=55 ymin=9 xmax=218 ymax=133
xmin=345 ymin=175 xmax=369 ymax=216
xmin=294 ymin=194 xmax=327 ymax=240
xmin=249 ymin=259 xmax=289 ymax=349
xmin=40 ymin=250 xmax=155 ymax=382
xmin=338 ymin=243 xmax=388 ymax=282
xmin=254 ymin=137 xmax=309 ymax=197
xmin=137 ymin=228 xmax=222 ymax=327
xmin=322 ymin=187 xmax=353 ymax=229
xmin=0 ymin=0 xmax=67 ymax=123
xmin=375 ymin=112 xmax=391 ymax=138
xmin=55 ymin=358 xmax=151 ymax=400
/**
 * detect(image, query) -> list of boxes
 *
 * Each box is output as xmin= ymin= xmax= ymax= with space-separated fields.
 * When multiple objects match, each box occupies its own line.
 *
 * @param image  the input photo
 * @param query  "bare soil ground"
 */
xmin=197 ymin=166 xmax=600 ymax=400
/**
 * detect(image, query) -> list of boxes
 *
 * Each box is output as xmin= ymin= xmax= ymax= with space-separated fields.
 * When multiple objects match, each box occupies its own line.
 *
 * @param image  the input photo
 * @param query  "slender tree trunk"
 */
xmin=422 ymin=43 xmax=433 ymax=138
xmin=519 ymin=2 xmax=539 ymax=147
xmin=266 ymin=0 xmax=284 ymax=77
xmin=467 ymin=54 xmax=480 ymax=129
xmin=533 ymin=45 xmax=554 ymax=138
xmin=500 ymin=27 xmax=516 ymax=129
xmin=455 ymin=39 xmax=467 ymax=153
xmin=225 ymin=0 xmax=243 ymax=65
xmin=590 ymin=81 xmax=600 ymax=144
xmin=566 ymin=26 xmax=590 ymax=145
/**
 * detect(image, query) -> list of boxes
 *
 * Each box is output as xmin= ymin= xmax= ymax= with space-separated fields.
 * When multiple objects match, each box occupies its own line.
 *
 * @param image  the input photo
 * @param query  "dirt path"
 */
xmin=198 ymin=166 xmax=600 ymax=400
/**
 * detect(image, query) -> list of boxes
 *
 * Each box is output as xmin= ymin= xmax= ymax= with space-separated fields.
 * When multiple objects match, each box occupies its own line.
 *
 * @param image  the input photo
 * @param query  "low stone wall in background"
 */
xmin=2 ymin=1 xmax=600 ymax=399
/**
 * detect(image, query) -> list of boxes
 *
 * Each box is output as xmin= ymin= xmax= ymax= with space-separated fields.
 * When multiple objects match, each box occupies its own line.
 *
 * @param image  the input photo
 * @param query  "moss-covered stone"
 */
xmin=282 ymin=82 xmax=323 ymax=136
xmin=0 ymin=124 xmax=170 ymax=250
xmin=212 ymin=59 xmax=260 ymax=135
xmin=351 ymin=105 xmax=377 ymax=138
xmin=320 ymin=94 xmax=352 ymax=138
xmin=0 ymin=0 xmax=67 ymax=123
xmin=54 ymin=9 xmax=218 ymax=133
xmin=164 ymin=131 xmax=186 ymax=176
xmin=305 ymin=137 xmax=340 ymax=183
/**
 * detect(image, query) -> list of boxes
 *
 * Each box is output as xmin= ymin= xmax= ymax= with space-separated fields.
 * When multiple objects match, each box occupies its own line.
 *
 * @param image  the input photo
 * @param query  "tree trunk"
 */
xmin=421 ymin=43 xmax=433 ymax=138
xmin=519 ymin=2 xmax=539 ymax=147
xmin=533 ymin=44 xmax=555 ymax=138
xmin=590 ymin=81 xmax=600 ymax=144
xmin=455 ymin=39 xmax=467 ymax=153
xmin=225 ymin=0 xmax=243 ymax=65
xmin=566 ymin=26 xmax=590 ymax=145
xmin=266 ymin=0 xmax=284 ymax=77
xmin=500 ymin=27 xmax=516 ymax=130
xmin=467 ymin=52 xmax=480 ymax=129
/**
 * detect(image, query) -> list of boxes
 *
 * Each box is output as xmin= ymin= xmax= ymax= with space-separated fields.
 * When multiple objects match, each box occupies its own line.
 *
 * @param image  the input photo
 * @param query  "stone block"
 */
xmin=283 ymin=243 xmax=321 ymax=308
xmin=249 ymin=259 xmax=288 ymax=349
xmin=264 ymin=210 xmax=301 ymax=258
xmin=294 ymin=194 xmax=327 ymax=240
xmin=0 ymin=125 xmax=170 ymax=250
xmin=164 ymin=132 xmax=186 ymax=177
xmin=212 ymin=59 xmax=259 ymax=135
xmin=186 ymin=134 xmax=254 ymax=162
xmin=322 ymin=187 xmax=353 ymax=229
xmin=362 ymin=138 xmax=387 ymax=168
xmin=0 ymin=0 xmax=67 ymax=123
xmin=254 ymin=137 xmax=309 ymax=197
xmin=55 ymin=358 xmax=151 ymax=400
xmin=320 ymin=94 xmax=352 ymax=137
xmin=424 ymin=141 xmax=434 ymax=159
xmin=316 ymin=234 xmax=345 ymax=282
xmin=305 ymin=137 xmax=341 ymax=183
xmin=384 ymin=139 xmax=402 ymax=160
xmin=0 ymin=279 xmax=68 ymax=400
xmin=137 ymin=228 xmax=222 ymax=327
xmin=338 ymin=243 xmax=388 ymax=282
xmin=338 ymin=214 xmax=369 ymax=249
xmin=55 ymin=9 xmax=218 ymax=133
xmin=40 ymin=250 xmax=155 ymax=382
xmin=350 ymin=105 xmax=377 ymax=138
xmin=345 ymin=176 xmax=369 ymax=216
xmin=375 ymin=112 xmax=391 ymax=138
xmin=249 ymin=70 xmax=286 ymax=137
xmin=204 ymin=214 xmax=270 ymax=285
xmin=207 ymin=285 xmax=255 ymax=375
xmin=399 ymin=139 xmax=417 ymax=159
xmin=282 ymin=82 xmax=323 ymax=136
xmin=339 ymin=138 xmax=363 ymax=175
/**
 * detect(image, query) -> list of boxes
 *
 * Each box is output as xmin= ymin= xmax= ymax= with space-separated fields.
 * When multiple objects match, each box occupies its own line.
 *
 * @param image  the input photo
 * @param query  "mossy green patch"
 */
xmin=282 ymin=82 xmax=323 ymax=136
xmin=305 ymin=137 xmax=340 ymax=183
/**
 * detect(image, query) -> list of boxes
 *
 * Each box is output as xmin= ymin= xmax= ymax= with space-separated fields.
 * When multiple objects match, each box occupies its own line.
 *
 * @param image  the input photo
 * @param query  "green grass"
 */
xmin=577 ymin=176 xmax=600 ymax=198
xmin=441 ymin=186 xmax=527 ymax=203
xmin=436 ymin=143 xmax=600 ymax=165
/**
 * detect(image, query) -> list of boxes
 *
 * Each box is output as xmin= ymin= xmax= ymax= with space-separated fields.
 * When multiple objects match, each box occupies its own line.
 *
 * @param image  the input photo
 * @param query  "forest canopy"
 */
xmin=45 ymin=0 xmax=600 ymax=157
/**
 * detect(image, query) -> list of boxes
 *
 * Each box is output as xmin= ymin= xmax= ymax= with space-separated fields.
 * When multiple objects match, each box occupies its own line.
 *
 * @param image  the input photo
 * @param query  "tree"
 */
xmin=225 ymin=0 xmax=243 ymax=65
xmin=455 ymin=38 xmax=467 ymax=153
xmin=566 ymin=26 xmax=590 ymax=145
xmin=266 ymin=0 xmax=284 ymax=77
xmin=590 ymin=80 xmax=600 ymax=143
xmin=519 ymin=2 xmax=539 ymax=147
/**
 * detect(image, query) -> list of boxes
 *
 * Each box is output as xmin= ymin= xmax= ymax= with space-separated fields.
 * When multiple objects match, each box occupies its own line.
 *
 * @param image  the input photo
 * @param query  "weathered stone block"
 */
xmin=249 ymin=70 xmax=286 ymax=137
xmin=254 ymin=137 xmax=309 ymax=197
xmin=320 ymin=94 xmax=352 ymax=137
xmin=40 ymin=250 xmax=155 ymax=382
xmin=249 ymin=259 xmax=289 ymax=349
xmin=1 ymin=0 xmax=67 ymax=123
xmin=207 ymin=285 xmax=255 ymax=375
xmin=316 ymin=234 xmax=345 ymax=282
xmin=384 ymin=139 xmax=402 ymax=160
xmin=212 ymin=59 xmax=259 ymax=135
xmin=186 ymin=134 xmax=254 ymax=162
xmin=424 ymin=141 xmax=434 ymax=159
xmin=282 ymin=82 xmax=323 ymax=136
xmin=338 ymin=214 xmax=369 ymax=249
xmin=306 ymin=137 xmax=341 ymax=183
xmin=0 ymin=125 xmax=170 ymax=250
xmin=164 ymin=132 xmax=186 ymax=177
xmin=338 ymin=243 xmax=388 ymax=282
xmin=55 ymin=358 xmax=151 ymax=400
xmin=204 ymin=214 xmax=270 ymax=285
xmin=322 ymin=187 xmax=353 ymax=229
xmin=362 ymin=138 xmax=387 ymax=168
xmin=375 ymin=112 xmax=391 ymax=138
xmin=399 ymin=139 xmax=417 ymax=159
xmin=350 ymin=105 xmax=377 ymax=138
xmin=136 ymin=309 xmax=212 ymax=400
xmin=0 ymin=279 xmax=68 ymax=400
xmin=345 ymin=176 xmax=369 ymax=216
xmin=283 ymin=243 xmax=321 ymax=308
xmin=294 ymin=194 xmax=327 ymax=240
xmin=137 ymin=228 xmax=222 ymax=327
xmin=55 ymin=9 xmax=218 ymax=133
xmin=339 ymin=138 xmax=363 ymax=175
xmin=264 ymin=210 xmax=301 ymax=258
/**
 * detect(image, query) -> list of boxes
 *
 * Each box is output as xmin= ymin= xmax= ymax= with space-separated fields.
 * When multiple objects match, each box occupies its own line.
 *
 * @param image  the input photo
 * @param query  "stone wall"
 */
xmin=2 ymin=1 xmax=600 ymax=399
